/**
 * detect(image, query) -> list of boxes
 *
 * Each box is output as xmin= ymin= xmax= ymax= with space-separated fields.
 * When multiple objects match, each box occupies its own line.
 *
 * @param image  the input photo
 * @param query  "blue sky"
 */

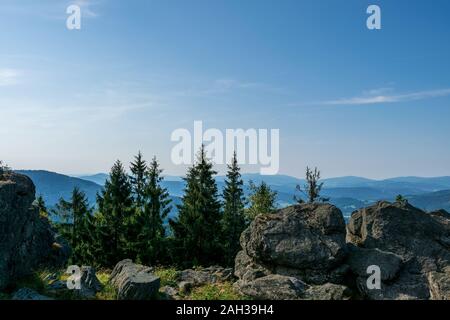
xmin=1 ymin=0 xmax=449 ymax=178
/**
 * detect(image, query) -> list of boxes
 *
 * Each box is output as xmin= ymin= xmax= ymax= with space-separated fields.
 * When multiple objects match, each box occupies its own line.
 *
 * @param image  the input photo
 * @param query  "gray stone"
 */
xmin=347 ymin=246 xmax=403 ymax=281
xmin=234 ymin=251 xmax=271 ymax=282
xmin=305 ymin=283 xmax=351 ymax=300
xmin=235 ymin=274 xmax=308 ymax=300
xmin=12 ymin=288 xmax=53 ymax=300
xmin=347 ymin=201 xmax=450 ymax=300
xmin=180 ymin=266 xmax=233 ymax=286
xmin=0 ymin=173 xmax=69 ymax=290
xmin=79 ymin=266 xmax=103 ymax=298
xmin=241 ymin=204 xmax=348 ymax=282
xmin=110 ymin=259 xmax=160 ymax=300
xmin=160 ymin=286 xmax=178 ymax=300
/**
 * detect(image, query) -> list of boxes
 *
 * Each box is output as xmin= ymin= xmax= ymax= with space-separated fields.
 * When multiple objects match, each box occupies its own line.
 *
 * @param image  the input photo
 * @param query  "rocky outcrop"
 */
xmin=347 ymin=201 xmax=450 ymax=300
xmin=110 ymin=259 xmax=160 ymax=300
xmin=235 ymin=204 xmax=352 ymax=299
xmin=0 ymin=172 xmax=69 ymax=290
xmin=235 ymin=201 xmax=450 ymax=300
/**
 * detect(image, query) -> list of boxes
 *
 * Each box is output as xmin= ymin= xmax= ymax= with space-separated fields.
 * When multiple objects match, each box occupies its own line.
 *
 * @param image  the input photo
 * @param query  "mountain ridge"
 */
xmin=15 ymin=170 xmax=450 ymax=219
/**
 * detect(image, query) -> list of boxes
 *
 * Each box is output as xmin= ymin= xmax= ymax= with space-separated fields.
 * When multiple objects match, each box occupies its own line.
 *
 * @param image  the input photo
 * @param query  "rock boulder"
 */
xmin=235 ymin=203 xmax=352 ymax=299
xmin=347 ymin=201 xmax=450 ymax=300
xmin=110 ymin=259 xmax=160 ymax=300
xmin=0 ymin=172 xmax=69 ymax=290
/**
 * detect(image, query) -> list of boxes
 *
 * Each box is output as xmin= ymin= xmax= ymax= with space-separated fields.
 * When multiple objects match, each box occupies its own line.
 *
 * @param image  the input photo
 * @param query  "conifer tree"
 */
xmin=295 ymin=167 xmax=328 ymax=204
xmin=52 ymin=187 xmax=93 ymax=264
xmin=246 ymin=181 xmax=277 ymax=220
xmin=135 ymin=157 xmax=172 ymax=265
xmin=169 ymin=145 xmax=223 ymax=267
xmin=96 ymin=160 xmax=134 ymax=266
xmin=130 ymin=151 xmax=147 ymax=209
xmin=221 ymin=152 xmax=247 ymax=266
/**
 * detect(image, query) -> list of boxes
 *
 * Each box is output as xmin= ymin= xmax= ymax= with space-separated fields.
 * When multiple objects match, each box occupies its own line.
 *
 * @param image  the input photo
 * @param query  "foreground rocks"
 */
xmin=79 ymin=266 xmax=103 ymax=298
xmin=110 ymin=259 xmax=160 ymax=300
xmin=235 ymin=202 xmax=450 ymax=300
xmin=347 ymin=201 xmax=450 ymax=300
xmin=235 ymin=203 xmax=351 ymax=299
xmin=0 ymin=172 xmax=69 ymax=290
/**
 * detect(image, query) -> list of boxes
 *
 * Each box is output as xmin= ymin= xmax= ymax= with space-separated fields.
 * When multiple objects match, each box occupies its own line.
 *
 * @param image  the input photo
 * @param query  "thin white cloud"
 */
xmin=173 ymin=78 xmax=284 ymax=98
xmin=0 ymin=69 xmax=21 ymax=86
xmin=323 ymin=88 xmax=450 ymax=105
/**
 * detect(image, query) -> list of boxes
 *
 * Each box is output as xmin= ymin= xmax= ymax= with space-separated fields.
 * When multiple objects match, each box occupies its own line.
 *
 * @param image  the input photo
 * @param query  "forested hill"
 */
xmin=15 ymin=170 xmax=102 ymax=206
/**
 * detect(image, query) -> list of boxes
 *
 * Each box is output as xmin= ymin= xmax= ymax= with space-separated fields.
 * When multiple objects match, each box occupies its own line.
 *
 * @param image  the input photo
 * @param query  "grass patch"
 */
xmin=154 ymin=267 xmax=179 ymax=287
xmin=96 ymin=270 xmax=111 ymax=286
xmin=96 ymin=283 xmax=117 ymax=300
xmin=95 ymin=270 xmax=117 ymax=300
xmin=187 ymin=282 xmax=246 ymax=300
xmin=0 ymin=292 xmax=10 ymax=300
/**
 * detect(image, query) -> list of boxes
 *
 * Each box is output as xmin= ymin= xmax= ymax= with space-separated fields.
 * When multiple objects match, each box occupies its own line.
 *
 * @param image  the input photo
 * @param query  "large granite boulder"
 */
xmin=347 ymin=201 xmax=450 ymax=300
xmin=242 ymin=204 xmax=347 ymax=273
xmin=0 ymin=172 xmax=69 ymax=290
xmin=110 ymin=259 xmax=160 ymax=300
xmin=235 ymin=203 xmax=352 ymax=299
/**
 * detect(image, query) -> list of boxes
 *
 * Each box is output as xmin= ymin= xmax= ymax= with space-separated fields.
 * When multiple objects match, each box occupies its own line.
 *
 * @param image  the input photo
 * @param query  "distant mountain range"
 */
xmin=16 ymin=170 xmax=450 ymax=220
xmin=16 ymin=170 xmax=102 ymax=207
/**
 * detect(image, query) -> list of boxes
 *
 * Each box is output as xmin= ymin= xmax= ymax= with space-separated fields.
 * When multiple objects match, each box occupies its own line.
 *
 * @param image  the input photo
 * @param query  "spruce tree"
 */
xmin=52 ymin=187 xmax=93 ymax=264
xmin=246 ymin=181 xmax=277 ymax=220
xmin=221 ymin=152 xmax=247 ymax=266
xmin=130 ymin=151 xmax=147 ymax=209
xmin=135 ymin=157 xmax=172 ymax=265
xmin=170 ymin=145 xmax=223 ymax=267
xmin=96 ymin=160 xmax=134 ymax=266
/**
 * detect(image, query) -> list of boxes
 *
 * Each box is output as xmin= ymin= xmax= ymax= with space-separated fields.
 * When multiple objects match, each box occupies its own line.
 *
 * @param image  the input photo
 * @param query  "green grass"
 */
xmin=187 ymin=282 xmax=246 ymax=300
xmin=0 ymin=292 xmax=10 ymax=300
xmin=154 ymin=267 xmax=179 ymax=287
xmin=96 ymin=270 xmax=112 ymax=286
xmin=95 ymin=270 xmax=117 ymax=300
xmin=96 ymin=283 xmax=117 ymax=300
xmin=4 ymin=267 xmax=246 ymax=301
